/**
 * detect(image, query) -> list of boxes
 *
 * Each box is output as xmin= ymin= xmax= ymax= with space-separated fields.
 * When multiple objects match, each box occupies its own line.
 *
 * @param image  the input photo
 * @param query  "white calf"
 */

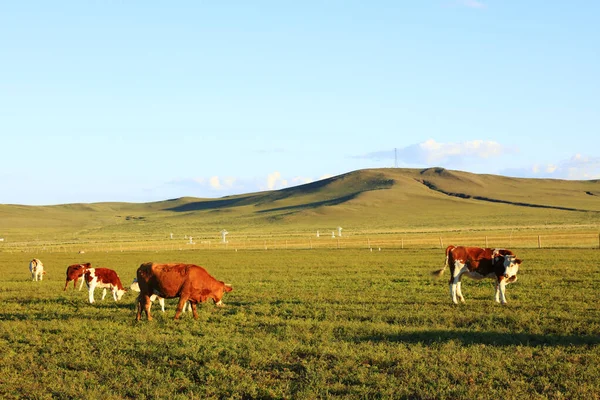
xmin=29 ymin=258 xmax=45 ymax=281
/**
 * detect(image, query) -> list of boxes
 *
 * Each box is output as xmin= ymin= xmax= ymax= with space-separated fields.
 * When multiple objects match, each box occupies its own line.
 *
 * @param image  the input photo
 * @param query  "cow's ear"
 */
xmin=515 ymin=258 xmax=522 ymax=264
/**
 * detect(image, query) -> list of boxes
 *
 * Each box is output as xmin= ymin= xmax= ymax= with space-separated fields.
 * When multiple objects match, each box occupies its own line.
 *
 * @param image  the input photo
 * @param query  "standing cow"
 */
xmin=135 ymin=262 xmax=233 ymax=321
xmin=84 ymin=267 xmax=127 ymax=303
xmin=29 ymin=258 xmax=45 ymax=281
xmin=433 ymin=245 xmax=522 ymax=304
xmin=64 ymin=263 xmax=91 ymax=291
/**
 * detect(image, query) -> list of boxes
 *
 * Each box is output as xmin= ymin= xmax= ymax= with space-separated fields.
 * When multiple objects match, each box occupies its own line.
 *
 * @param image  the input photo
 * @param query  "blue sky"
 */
xmin=1 ymin=1 xmax=599 ymax=205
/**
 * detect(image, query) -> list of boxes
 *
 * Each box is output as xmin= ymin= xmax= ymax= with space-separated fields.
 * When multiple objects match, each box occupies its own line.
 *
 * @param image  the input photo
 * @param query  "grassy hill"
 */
xmin=1 ymin=168 xmax=599 ymax=245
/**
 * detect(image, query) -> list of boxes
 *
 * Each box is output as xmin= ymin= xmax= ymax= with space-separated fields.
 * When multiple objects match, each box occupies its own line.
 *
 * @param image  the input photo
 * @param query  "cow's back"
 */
xmin=137 ymin=262 xmax=191 ymax=298
xmin=88 ymin=267 xmax=125 ymax=290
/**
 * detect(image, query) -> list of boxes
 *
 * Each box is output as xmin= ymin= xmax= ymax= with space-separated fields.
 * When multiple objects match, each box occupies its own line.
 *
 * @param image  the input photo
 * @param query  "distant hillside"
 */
xmin=1 ymin=168 xmax=599 ymax=242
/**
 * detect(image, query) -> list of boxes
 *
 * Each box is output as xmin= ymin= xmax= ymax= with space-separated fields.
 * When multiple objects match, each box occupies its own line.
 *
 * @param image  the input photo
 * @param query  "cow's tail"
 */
xmin=432 ymin=245 xmax=455 ymax=278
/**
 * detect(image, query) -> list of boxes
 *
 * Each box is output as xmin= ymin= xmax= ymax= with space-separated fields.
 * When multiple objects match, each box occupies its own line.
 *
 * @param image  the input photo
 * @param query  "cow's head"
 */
xmin=213 ymin=283 xmax=233 ymax=307
xmin=116 ymin=288 xmax=127 ymax=301
xmin=130 ymin=278 xmax=140 ymax=292
xmin=502 ymin=255 xmax=521 ymax=283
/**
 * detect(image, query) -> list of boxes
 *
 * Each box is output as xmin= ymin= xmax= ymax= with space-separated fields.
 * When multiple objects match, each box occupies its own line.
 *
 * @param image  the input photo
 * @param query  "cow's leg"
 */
xmin=191 ymin=302 xmax=199 ymax=320
xmin=101 ymin=288 xmax=107 ymax=301
xmin=112 ymin=288 xmax=118 ymax=301
xmin=159 ymin=297 xmax=165 ymax=312
xmin=497 ymin=279 xmax=508 ymax=304
xmin=78 ymin=277 xmax=85 ymax=290
xmin=451 ymin=262 xmax=468 ymax=304
xmin=64 ymin=279 xmax=70 ymax=291
xmin=456 ymin=280 xmax=465 ymax=303
xmin=174 ymin=296 xmax=190 ymax=320
xmin=137 ymin=294 xmax=152 ymax=321
xmin=450 ymin=278 xmax=459 ymax=304
xmin=88 ymin=283 xmax=96 ymax=304
xmin=39 ymin=272 xmax=43 ymax=281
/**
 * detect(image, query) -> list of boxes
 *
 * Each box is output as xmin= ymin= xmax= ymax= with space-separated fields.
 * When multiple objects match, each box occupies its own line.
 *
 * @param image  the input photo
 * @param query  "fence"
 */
xmin=1 ymin=231 xmax=599 ymax=253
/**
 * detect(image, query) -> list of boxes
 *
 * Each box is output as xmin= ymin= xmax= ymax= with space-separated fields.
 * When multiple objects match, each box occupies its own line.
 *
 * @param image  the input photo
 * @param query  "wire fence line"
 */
xmin=2 ymin=231 xmax=599 ymax=253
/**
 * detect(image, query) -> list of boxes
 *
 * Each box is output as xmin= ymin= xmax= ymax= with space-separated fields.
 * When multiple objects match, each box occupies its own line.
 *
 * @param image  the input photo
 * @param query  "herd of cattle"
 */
xmin=29 ymin=259 xmax=233 ymax=320
xmin=27 ymin=245 xmax=522 ymax=320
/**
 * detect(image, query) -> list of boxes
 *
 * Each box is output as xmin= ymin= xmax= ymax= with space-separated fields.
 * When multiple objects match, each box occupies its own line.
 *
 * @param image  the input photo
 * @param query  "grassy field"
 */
xmin=1 ymin=248 xmax=599 ymax=399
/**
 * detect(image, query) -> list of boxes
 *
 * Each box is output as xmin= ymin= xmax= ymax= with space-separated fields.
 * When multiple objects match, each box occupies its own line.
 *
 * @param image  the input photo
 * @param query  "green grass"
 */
xmin=1 ymin=248 xmax=599 ymax=399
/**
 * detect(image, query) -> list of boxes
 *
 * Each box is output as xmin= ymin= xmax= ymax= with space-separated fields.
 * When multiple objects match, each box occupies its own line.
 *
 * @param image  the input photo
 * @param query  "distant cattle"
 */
xmin=433 ymin=245 xmax=522 ymax=304
xmin=29 ymin=258 xmax=45 ymax=281
xmin=84 ymin=268 xmax=127 ymax=304
xmin=135 ymin=262 xmax=233 ymax=321
xmin=64 ymin=263 xmax=91 ymax=291
xmin=129 ymin=278 xmax=191 ymax=313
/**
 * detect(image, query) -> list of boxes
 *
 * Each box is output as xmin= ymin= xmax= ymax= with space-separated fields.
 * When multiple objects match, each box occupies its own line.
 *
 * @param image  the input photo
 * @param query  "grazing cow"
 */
xmin=84 ymin=267 xmax=127 ymax=304
xmin=129 ymin=278 xmax=191 ymax=313
xmin=64 ymin=263 xmax=91 ymax=291
xmin=29 ymin=258 xmax=45 ymax=281
xmin=135 ymin=262 xmax=233 ymax=321
xmin=433 ymin=245 xmax=522 ymax=304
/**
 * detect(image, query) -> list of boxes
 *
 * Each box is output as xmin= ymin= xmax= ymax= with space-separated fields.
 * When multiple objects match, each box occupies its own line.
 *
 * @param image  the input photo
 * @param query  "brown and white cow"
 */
xmin=29 ymin=258 xmax=45 ymax=281
xmin=135 ymin=262 xmax=233 ymax=321
xmin=84 ymin=267 xmax=127 ymax=304
xmin=64 ymin=263 xmax=91 ymax=291
xmin=129 ymin=278 xmax=191 ymax=313
xmin=433 ymin=245 xmax=522 ymax=304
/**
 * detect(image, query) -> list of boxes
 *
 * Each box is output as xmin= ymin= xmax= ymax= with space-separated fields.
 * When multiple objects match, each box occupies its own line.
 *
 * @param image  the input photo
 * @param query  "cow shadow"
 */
xmin=352 ymin=329 xmax=600 ymax=347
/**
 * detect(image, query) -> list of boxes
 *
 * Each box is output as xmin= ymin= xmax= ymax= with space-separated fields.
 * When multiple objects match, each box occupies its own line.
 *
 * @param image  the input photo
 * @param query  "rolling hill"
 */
xmin=1 ymin=168 xmax=599 ymax=243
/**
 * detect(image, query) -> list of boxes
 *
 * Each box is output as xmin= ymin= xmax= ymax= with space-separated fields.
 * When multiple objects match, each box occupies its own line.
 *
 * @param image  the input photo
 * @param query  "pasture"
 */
xmin=1 ymin=248 xmax=599 ymax=399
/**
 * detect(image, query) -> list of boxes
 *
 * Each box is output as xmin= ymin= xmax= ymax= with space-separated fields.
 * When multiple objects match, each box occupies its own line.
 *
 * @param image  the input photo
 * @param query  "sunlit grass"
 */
xmin=1 ymin=248 xmax=599 ymax=398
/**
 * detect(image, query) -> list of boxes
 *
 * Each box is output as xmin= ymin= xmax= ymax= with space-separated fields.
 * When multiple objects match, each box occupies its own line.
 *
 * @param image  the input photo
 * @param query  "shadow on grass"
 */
xmin=354 ymin=330 xmax=600 ymax=347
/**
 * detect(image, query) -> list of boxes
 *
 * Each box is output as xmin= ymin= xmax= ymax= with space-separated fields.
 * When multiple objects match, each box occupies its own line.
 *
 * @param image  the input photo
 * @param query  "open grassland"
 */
xmin=2 ymin=168 xmax=600 ymax=249
xmin=1 ymin=248 xmax=599 ymax=399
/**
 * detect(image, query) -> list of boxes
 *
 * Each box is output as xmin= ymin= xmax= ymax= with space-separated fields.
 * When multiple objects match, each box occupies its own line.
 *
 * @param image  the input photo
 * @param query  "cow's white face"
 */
xmin=130 ymin=279 xmax=140 ymax=292
xmin=503 ymin=256 xmax=521 ymax=283
xmin=116 ymin=289 xmax=126 ymax=301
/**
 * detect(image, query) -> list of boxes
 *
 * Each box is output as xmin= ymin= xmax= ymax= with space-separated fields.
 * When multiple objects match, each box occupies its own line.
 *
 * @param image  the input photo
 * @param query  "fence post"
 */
xmin=485 ymin=236 xmax=488 ymax=247
xmin=401 ymin=238 xmax=404 ymax=249
xmin=439 ymin=236 xmax=443 ymax=249
xmin=368 ymin=238 xmax=371 ymax=250
xmin=309 ymin=239 xmax=312 ymax=250
xmin=538 ymin=235 xmax=542 ymax=249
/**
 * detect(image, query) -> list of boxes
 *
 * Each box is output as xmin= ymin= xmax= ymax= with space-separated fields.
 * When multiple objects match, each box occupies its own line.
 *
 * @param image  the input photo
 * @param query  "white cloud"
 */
xmin=166 ymin=172 xmax=333 ymax=198
xmin=208 ymin=176 xmax=236 ymax=190
xmin=266 ymin=171 xmax=288 ymax=190
xmin=357 ymin=139 xmax=508 ymax=167
xmin=209 ymin=176 xmax=221 ymax=189
xmin=501 ymin=154 xmax=600 ymax=180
